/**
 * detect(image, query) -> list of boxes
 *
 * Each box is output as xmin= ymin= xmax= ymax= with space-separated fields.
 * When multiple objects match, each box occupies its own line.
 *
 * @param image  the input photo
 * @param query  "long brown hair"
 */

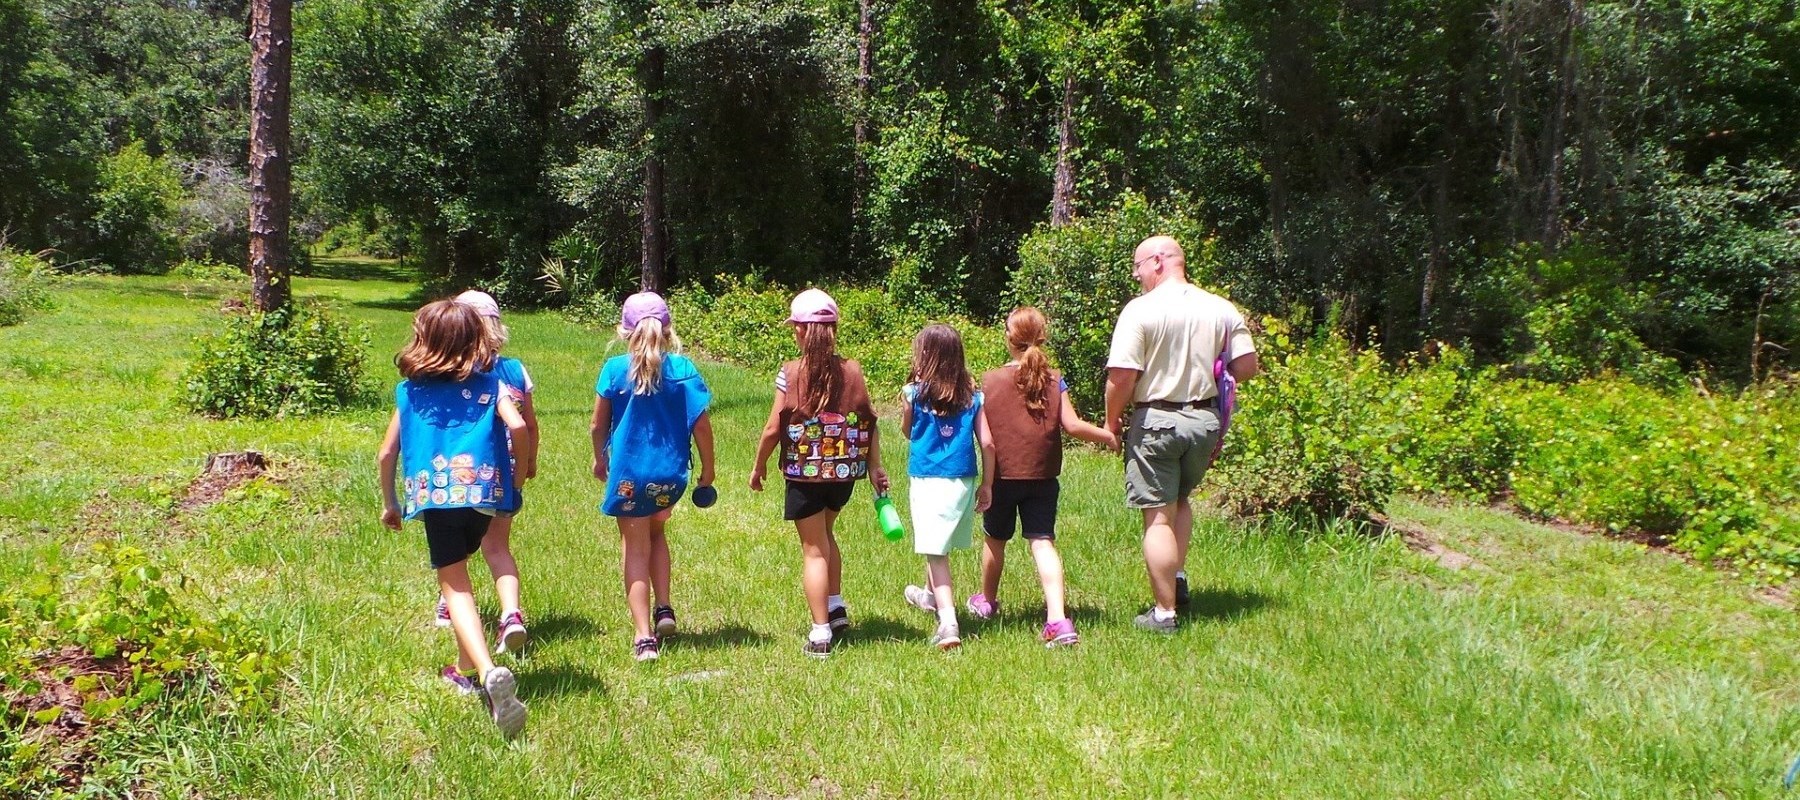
xmin=796 ymin=321 xmax=843 ymax=416
xmin=1006 ymin=306 xmax=1053 ymax=420
xmin=397 ymin=300 xmax=495 ymax=381
xmin=908 ymin=323 xmax=973 ymax=415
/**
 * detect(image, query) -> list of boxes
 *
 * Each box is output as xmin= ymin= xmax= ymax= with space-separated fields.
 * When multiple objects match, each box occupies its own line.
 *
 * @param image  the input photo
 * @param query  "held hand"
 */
xmin=975 ymin=483 xmax=992 ymax=513
xmin=749 ymin=466 xmax=766 ymax=492
xmin=380 ymin=505 xmax=402 ymax=531
xmin=1103 ymin=429 xmax=1121 ymax=453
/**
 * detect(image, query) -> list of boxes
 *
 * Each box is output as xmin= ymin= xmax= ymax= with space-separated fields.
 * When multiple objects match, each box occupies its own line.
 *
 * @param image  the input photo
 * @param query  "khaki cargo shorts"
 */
xmin=1124 ymin=406 xmax=1222 ymax=508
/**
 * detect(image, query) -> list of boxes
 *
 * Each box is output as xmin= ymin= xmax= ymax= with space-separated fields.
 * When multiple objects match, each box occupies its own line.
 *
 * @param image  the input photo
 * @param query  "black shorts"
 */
xmin=982 ymin=478 xmax=1060 ymax=541
xmin=422 ymin=507 xmax=489 ymax=569
xmin=784 ymin=480 xmax=855 ymax=521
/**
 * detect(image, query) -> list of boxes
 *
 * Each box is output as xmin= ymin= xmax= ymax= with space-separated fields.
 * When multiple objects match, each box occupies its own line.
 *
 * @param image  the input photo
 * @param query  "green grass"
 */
xmin=2 ymin=260 xmax=1796 ymax=797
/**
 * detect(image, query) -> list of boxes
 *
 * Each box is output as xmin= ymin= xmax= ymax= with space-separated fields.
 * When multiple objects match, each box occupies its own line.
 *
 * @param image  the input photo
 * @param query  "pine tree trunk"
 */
xmin=640 ymin=43 xmax=668 ymax=294
xmin=852 ymin=0 xmax=874 ymax=207
xmin=248 ymin=0 xmax=293 ymax=312
xmin=1050 ymin=73 xmax=1077 ymax=227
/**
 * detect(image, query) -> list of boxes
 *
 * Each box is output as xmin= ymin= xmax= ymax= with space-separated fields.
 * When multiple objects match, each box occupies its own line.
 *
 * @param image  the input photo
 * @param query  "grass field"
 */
xmin=2 ymin=261 xmax=1797 ymax=798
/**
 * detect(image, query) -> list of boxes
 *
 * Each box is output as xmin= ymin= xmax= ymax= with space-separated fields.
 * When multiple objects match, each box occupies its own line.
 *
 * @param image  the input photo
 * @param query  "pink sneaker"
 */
xmin=496 ymin=611 xmax=528 ymax=654
xmin=434 ymin=597 xmax=451 ymax=628
xmin=965 ymin=593 xmax=998 ymax=620
xmin=1042 ymin=619 xmax=1079 ymax=648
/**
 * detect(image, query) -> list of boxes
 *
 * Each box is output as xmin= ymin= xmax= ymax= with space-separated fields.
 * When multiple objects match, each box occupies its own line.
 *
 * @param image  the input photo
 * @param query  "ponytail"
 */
xmin=1006 ymin=307 xmax=1052 ymax=420
xmin=624 ymin=317 xmax=681 ymax=395
xmin=797 ymin=322 xmax=842 ymax=417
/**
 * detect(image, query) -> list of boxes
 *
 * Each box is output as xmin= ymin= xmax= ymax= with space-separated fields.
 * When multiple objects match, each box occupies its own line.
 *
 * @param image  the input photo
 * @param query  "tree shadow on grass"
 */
xmin=299 ymin=257 xmax=417 ymax=283
xmin=521 ymin=664 xmax=609 ymax=701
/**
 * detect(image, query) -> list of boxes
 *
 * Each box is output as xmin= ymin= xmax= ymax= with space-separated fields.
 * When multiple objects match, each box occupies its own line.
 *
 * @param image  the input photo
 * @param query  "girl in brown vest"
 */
xmin=750 ymin=289 xmax=890 ymax=658
xmin=973 ymin=307 xmax=1117 ymax=646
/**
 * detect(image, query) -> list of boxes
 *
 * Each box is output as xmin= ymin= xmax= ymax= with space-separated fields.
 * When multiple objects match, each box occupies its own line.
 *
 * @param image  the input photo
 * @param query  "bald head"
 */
xmin=1130 ymin=235 xmax=1187 ymax=292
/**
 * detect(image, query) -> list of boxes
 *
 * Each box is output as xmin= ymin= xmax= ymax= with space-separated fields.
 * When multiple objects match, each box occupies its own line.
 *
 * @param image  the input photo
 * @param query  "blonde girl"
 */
xmin=428 ymin=290 xmax=538 ymax=655
xmin=591 ymin=292 xmax=716 ymax=662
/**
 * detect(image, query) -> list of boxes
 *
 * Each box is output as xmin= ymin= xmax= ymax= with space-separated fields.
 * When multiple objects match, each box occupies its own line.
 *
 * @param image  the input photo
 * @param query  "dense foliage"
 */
xmin=183 ymin=302 xmax=371 ymax=418
xmin=0 ymin=245 xmax=55 ymax=326
xmin=4 ymin=0 xmax=1792 ymax=379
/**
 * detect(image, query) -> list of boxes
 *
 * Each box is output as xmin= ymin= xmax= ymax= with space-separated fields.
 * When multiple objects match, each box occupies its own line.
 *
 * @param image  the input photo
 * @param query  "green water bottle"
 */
xmin=873 ymin=492 xmax=905 ymax=541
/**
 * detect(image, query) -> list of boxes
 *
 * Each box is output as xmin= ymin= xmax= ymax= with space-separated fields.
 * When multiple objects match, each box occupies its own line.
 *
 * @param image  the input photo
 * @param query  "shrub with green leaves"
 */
xmin=1210 ymin=321 xmax=1398 ymax=522
xmin=1386 ymin=348 xmax=1520 ymax=501
xmin=0 ymin=246 xmax=56 ymax=326
xmin=184 ymin=302 xmax=371 ymax=418
xmin=92 ymin=141 xmax=186 ymax=274
xmin=659 ymin=277 xmax=1005 ymax=398
xmin=1008 ymin=193 xmax=1217 ymax=417
xmin=1 ymin=544 xmax=286 ymax=797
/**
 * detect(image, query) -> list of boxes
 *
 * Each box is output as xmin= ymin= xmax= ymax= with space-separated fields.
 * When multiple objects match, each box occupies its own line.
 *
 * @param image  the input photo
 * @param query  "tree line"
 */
xmin=0 ymin=0 xmax=1795 ymax=381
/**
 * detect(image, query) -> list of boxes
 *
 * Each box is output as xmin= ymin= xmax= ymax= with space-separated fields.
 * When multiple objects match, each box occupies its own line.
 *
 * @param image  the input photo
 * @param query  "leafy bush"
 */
xmin=1470 ymin=243 xmax=1680 ymax=385
xmin=0 ymin=247 xmax=56 ymax=326
xmin=184 ymin=302 xmax=371 ymax=418
xmin=658 ymin=276 xmax=1005 ymax=398
xmin=1506 ymin=379 xmax=1800 ymax=579
xmin=1 ymin=544 xmax=286 ymax=797
xmin=1386 ymin=348 xmax=1520 ymax=501
xmin=1210 ymin=321 xmax=1398 ymax=522
xmin=1009 ymin=192 xmax=1217 ymax=417
xmin=91 ymin=141 xmax=186 ymax=273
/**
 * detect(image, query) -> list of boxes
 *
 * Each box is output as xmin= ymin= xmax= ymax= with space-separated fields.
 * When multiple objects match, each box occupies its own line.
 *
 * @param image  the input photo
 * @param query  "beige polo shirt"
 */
xmin=1106 ymin=281 xmax=1255 ymax=403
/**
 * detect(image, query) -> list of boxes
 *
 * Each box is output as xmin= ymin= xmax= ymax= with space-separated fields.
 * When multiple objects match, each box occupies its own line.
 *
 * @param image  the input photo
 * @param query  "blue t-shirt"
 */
xmin=595 ymin=353 xmax=712 ymax=517
xmin=396 ymin=371 xmax=512 ymax=520
xmin=903 ymin=383 xmax=982 ymax=478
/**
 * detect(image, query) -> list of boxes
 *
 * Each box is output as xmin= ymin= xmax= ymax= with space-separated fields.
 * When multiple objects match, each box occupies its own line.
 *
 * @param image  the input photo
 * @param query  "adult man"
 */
xmin=1104 ymin=235 xmax=1259 ymax=633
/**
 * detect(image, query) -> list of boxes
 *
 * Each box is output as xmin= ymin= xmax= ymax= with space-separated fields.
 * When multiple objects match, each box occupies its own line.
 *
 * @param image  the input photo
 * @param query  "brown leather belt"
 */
xmin=1144 ymin=398 xmax=1217 ymax=411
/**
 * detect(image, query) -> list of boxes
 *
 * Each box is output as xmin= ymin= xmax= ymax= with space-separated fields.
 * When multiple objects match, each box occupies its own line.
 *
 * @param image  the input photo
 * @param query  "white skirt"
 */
xmin=909 ymin=476 xmax=976 ymax=556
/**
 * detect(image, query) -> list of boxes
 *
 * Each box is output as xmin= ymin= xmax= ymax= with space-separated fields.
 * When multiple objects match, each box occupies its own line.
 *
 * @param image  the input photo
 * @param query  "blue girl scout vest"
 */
xmin=396 ymin=372 xmax=512 ymax=520
xmin=596 ymin=353 xmax=713 ymax=517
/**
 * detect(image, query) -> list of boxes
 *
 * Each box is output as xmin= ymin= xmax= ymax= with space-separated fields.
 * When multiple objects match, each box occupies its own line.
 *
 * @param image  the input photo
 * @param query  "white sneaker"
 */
xmin=903 ymin=585 xmax=937 ymax=614
xmin=481 ymin=666 xmax=527 ymax=740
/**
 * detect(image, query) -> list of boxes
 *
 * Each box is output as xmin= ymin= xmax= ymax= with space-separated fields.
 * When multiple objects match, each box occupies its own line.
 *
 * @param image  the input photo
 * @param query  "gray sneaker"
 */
xmin=480 ymin=666 xmax=527 ymax=740
xmin=928 ymin=621 xmax=962 ymax=651
xmin=1133 ymin=611 xmax=1177 ymax=634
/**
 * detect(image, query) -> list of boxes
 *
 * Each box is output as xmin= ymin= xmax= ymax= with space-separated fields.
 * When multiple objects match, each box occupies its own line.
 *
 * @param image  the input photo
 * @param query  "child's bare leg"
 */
xmin=925 ymin=554 xmax=955 ymax=620
xmin=795 ymin=510 xmax=838 ymax=625
xmin=619 ymin=517 xmax=654 ymax=640
xmin=479 ymin=515 xmax=521 ymax=614
xmin=979 ymin=537 xmax=1006 ymax=601
xmin=649 ymin=515 xmax=671 ymax=607
xmin=1029 ymin=538 xmax=1067 ymax=623
xmin=438 ymin=561 xmax=495 ymax=676
xmin=825 ymin=527 xmax=842 ymax=599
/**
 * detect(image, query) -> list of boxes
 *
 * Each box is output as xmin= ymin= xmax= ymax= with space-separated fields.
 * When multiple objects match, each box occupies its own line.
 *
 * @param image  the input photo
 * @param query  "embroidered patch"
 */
xmin=617 ymin=480 xmax=635 ymax=498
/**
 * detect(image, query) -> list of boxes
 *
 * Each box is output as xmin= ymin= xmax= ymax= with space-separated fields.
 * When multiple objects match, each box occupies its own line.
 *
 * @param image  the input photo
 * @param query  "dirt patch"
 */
xmin=1371 ymin=513 xmax=1485 ymax=571
xmin=179 ymin=450 xmax=270 ymax=511
xmin=4 ymin=645 xmax=134 ymax=790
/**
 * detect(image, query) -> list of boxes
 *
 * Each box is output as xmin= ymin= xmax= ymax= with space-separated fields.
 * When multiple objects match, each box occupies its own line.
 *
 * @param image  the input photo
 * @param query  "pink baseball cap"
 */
xmin=453 ymin=290 xmax=501 ymax=319
xmin=787 ymin=288 xmax=839 ymax=324
xmin=621 ymin=291 xmax=672 ymax=329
